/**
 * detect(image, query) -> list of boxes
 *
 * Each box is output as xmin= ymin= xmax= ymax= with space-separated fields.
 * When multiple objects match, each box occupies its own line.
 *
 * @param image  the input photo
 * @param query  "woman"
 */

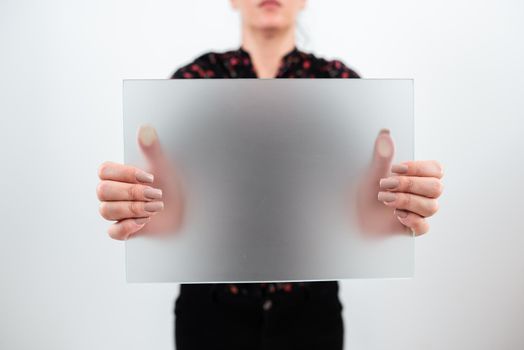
xmin=97 ymin=0 xmax=444 ymax=348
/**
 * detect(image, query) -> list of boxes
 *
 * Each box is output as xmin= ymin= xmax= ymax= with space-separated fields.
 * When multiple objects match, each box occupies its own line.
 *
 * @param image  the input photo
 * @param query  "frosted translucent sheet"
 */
xmin=123 ymin=79 xmax=414 ymax=283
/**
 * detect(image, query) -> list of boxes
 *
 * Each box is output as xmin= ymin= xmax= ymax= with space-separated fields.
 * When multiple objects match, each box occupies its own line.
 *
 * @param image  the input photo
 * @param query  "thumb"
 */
xmin=368 ymin=128 xmax=395 ymax=180
xmin=137 ymin=124 xmax=169 ymax=172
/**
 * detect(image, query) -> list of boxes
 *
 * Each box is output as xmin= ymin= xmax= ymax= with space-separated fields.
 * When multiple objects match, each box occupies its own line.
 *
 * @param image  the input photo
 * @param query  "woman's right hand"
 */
xmin=97 ymin=125 xmax=184 ymax=240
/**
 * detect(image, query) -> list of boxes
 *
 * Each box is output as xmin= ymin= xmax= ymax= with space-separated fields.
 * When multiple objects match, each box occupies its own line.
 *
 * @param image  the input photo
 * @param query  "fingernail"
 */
xmin=379 ymin=128 xmax=390 ymax=135
xmin=378 ymin=191 xmax=396 ymax=202
xmin=134 ymin=217 xmax=150 ymax=225
xmin=376 ymin=137 xmax=393 ymax=157
xmin=395 ymin=209 xmax=409 ymax=218
xmin=144 ymin=201 xmax=164 ymax=212
xmin=144 ymin=187 xmax=163 ymax=200
xmin=139 ymin=125 xmax=157 ymax=146
xmin=391 ymin=164 xmax=408 ymax=174
xmin=136 ymin=170 xmax=154 ymax=183
xmin=379 ymin=177 xmax=399 ymax=190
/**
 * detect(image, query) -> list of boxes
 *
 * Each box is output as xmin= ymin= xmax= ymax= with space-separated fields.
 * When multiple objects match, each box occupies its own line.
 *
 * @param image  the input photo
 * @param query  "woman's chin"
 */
xmin=253 ymin=17 xmax=292 ymax=32
xmin=257 ymin=21 xmax=289 ymax=32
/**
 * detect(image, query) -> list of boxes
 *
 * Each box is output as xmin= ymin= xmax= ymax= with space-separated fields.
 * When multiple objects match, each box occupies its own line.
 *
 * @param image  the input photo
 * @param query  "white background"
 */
xmin=1 ymin=0 xmax=523 ymax=349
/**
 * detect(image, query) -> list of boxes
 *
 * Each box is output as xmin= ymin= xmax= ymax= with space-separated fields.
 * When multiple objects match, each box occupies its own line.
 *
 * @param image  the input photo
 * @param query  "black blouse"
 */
xmin=172 ymin=46 xmax=360 ymax=79
xmin=171 ymin=46 xmax=360 ymax=296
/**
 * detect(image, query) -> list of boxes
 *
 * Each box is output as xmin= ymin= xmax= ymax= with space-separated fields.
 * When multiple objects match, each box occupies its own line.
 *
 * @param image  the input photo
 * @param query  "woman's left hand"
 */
xmin=378 ymin=160 xmax=444 ymax=236
xmin=354 ymin=129 xmax=444 ymax=236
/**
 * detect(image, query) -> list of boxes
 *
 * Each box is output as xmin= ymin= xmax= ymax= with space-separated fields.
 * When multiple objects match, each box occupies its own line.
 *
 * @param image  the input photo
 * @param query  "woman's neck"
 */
xmin=241 ymin=25 xmax=296 ymax=78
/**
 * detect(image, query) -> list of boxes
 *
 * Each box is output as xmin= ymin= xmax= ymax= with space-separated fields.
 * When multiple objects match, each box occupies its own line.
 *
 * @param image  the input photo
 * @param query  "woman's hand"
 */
xmin=355 ymin=129 xmax=444 ymax=236
xmin=97 ymin=125 xmax=184 ymax=240
xmin=379 ymin=159 xmax=444 ymax=235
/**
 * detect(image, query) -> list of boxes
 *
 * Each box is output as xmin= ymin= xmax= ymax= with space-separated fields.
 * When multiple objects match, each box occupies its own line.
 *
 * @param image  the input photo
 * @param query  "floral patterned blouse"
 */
xmin=171 ymin=46 xmax=360 ymax=296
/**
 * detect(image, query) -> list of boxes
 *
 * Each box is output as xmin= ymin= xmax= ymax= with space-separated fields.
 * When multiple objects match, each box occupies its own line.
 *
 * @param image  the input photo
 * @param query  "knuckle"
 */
xmin=108 ymin=226 xmax=125 ymax=240
xmin=99 ymin=202 xmax=110 ymax=219
xmin=432 ymin=180 xmax=444 ymax=197
xmin=414 ymin=223 xmax=428 ymax=236
xmin=128 ymin=185 xmax=143 ymax=200
xmin=108 ymin=228 xmax=119 ymax=240
xmin=96 ymin=181 xmax=108 ymax=200
xmin=402 ymin=193 xmax=412 ymax=208
xmin=119 ymin=221 xmax=135 ymax=238
xmin=427 ymin=200 xmax=439 ymax=216
xmin=420 ymin=222 xmax=430 ymax=235
xmin=408 ymin=216 xmax=424 ymax=235
xmin=128 ymin=201 xmax=142 ymax=216
xmin=433 ymin=160 xmax=444 ymax=178
xmin=405 ymin=177 xmax=415 ymax=193
xmin=98 ymin=161 xmax=113 ymax=179
xmin=122 ymin=219 xmax=135 ymax=232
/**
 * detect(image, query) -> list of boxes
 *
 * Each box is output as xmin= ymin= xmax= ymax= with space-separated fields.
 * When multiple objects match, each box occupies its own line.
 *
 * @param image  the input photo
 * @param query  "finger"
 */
xmin=394 ymin=209 xmax=430 ymax=236
xmin=379 ymin=175 xmax=444 ymax=198
xmin=368 ymin=129 xmax=395 ymax=179
xmin=391 ymin=160 xmax=444 ymax=179
xmin=96 ymin=180 xmax=163 ymax=202
xmin=99 ymin=200 xmax=164 ymax=221
xmin=98 ymin=161 xmax=154 ymax=184
xmin=137 ymin=125 xmax=169 ymax=172
xmin=108 ymin=217 xmax=150 ymax=240
xmin=378 ymin=191 xmax=439 ymax=217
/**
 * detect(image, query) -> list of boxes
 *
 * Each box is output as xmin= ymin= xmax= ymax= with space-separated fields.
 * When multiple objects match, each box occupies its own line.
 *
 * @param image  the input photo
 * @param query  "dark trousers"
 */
xmin=174 ymin=281 xmax=343 ymax=350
